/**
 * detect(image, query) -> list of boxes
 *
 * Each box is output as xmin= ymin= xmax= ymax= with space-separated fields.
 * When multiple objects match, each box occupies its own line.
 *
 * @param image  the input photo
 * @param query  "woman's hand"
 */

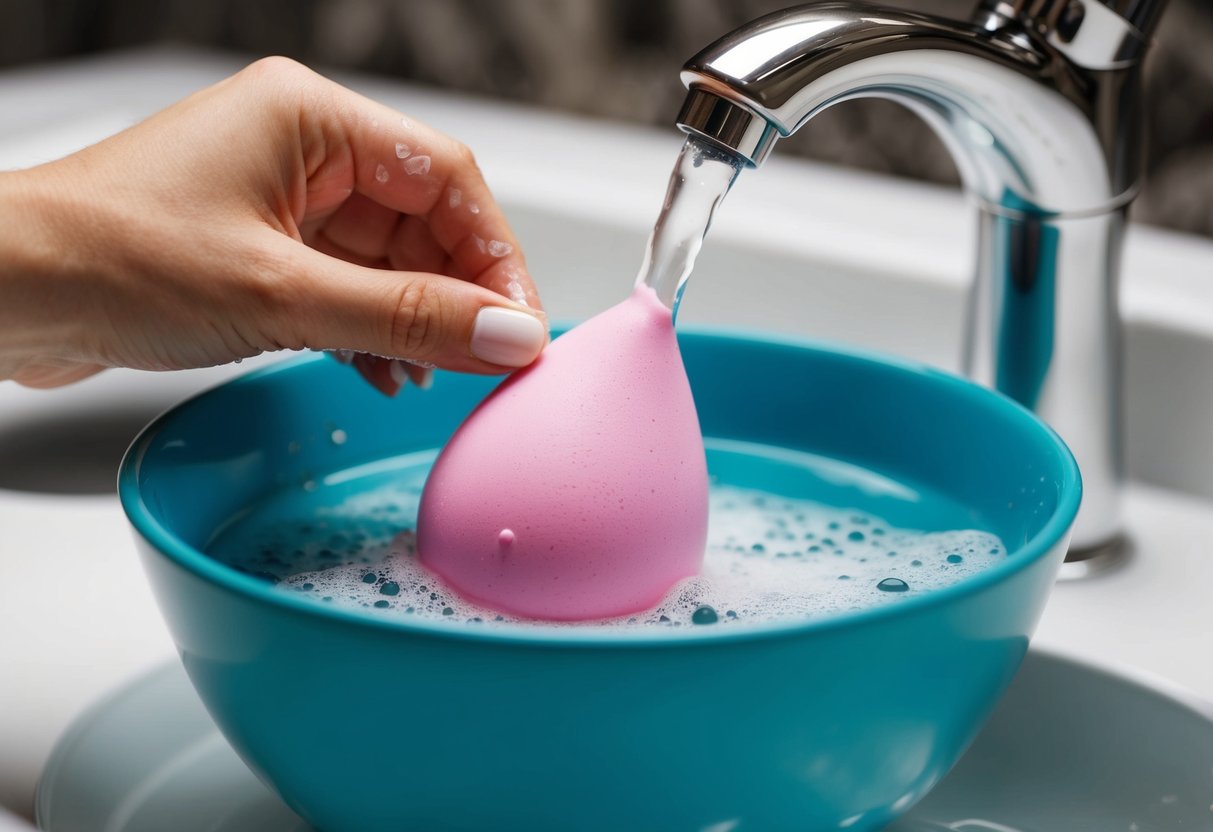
xmin=0 ymin=56 xmax=548 ymax=395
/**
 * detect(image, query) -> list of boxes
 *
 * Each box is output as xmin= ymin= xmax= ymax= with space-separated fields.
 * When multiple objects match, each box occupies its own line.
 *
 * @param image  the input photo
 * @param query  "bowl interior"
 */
xmin=120 ymin=329 xmax=1079 ymax=639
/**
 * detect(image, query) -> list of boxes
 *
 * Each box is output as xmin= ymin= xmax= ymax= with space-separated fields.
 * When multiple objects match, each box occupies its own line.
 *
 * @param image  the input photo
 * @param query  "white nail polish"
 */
xmin=470 ymin=307 xmax=546 ymax=367
xmin=388 ymin=360 xmax=408 ymax=388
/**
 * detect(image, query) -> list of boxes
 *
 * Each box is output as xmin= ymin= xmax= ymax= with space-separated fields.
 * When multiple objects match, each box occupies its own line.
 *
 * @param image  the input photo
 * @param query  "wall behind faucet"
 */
xmin=2 ymin=0 xmax=1209 ymax=237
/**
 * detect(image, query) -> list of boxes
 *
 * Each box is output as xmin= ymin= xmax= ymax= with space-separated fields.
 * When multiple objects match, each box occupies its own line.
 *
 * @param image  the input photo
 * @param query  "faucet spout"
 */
xmin=679 ymin=2 xmax=1138 ymax=215
xmin=678 ymin=1 xmax=1165 ymax=555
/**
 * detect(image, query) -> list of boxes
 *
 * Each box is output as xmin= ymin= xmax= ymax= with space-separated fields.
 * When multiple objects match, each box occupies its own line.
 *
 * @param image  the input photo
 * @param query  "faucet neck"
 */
xmin=976 ymin=0 xmax=1166 ymax=68
xmin=677 ymin=2 xmax=1155 ymax=213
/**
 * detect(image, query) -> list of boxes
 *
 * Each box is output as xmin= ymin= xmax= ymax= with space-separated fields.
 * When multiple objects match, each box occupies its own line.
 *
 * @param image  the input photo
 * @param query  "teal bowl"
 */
xmin=119 ymin=329 xmax=1079 ymax=832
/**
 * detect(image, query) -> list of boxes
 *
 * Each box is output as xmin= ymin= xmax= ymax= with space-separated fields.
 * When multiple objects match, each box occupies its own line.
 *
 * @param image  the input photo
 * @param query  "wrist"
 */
xmin=0 ymin=167 xmax=96 ymax=372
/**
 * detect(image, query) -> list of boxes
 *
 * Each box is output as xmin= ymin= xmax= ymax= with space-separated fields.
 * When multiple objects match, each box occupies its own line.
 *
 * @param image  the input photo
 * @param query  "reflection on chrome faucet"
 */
xmin=675 ymin=0 xmax=1167 ymax=558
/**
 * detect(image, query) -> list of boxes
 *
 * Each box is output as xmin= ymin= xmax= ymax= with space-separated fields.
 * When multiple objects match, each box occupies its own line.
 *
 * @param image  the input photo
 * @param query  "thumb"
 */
xmin=277 ymin=244 xmax=549 ymax=373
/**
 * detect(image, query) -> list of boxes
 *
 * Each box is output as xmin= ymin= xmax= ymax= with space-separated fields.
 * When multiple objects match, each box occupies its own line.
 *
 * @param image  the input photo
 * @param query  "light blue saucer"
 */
xmin=37 ymin=649 xmax=1213 ymax=832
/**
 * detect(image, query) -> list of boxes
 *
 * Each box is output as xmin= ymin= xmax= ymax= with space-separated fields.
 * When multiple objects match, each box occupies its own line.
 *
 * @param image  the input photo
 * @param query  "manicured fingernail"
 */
xmin=470 ymin=307 xmax=546 ymax=367
xmin=354 ymin=353 xmax=403 ymax=398
xmin=400 ymin=362 xmax=433 ymax=389
xmin=324 ymin=348 xmax=355 ymax=365
xmin=388 ymin=360 xmax=408 ymax=388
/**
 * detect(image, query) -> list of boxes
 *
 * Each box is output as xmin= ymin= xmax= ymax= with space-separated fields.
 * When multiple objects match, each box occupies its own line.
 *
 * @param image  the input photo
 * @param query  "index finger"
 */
xmin=302 ymin=81 xmax=544 ymax=313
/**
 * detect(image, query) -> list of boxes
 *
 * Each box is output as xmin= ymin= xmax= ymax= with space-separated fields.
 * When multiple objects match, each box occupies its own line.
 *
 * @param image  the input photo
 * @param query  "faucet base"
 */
xmin=1056 ymin=533 xmax=1131 ymax=581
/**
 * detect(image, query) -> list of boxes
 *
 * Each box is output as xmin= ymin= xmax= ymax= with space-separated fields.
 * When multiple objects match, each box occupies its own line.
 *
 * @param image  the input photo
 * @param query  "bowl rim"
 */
xmin=118 ymin=327 xmax=1081 ymax=648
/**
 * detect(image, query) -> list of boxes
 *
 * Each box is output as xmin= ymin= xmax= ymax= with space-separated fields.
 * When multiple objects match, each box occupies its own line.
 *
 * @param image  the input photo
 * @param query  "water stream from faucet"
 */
xmin=635 ymin=136 xmax=744 ymax=318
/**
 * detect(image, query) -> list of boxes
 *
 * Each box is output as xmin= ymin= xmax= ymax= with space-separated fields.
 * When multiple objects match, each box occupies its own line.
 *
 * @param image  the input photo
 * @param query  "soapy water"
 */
xmin=209 ymin=474 xmax=1004 ymax=630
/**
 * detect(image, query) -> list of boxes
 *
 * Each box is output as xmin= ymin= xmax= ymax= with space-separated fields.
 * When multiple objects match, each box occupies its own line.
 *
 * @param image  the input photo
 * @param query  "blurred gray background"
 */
xmin=3 ymin=0 xmax=1211 ymax=237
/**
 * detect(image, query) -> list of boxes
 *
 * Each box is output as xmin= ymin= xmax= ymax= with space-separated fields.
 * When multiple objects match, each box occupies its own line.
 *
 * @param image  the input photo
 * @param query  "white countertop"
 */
xmin=4 ymin=48 xmax=1213 ymax=824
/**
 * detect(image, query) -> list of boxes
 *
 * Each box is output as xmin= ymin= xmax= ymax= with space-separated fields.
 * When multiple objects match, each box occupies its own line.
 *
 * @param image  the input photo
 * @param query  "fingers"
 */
xmin=352 ymin=352 xmax=405 ymax=397
xmin=271 ymin=236 xmax=547 ymax=376
xmin=388 ymin=215 xmax=456 ymax=277
xmin=406 ymin=363 xmax=434 ymax=389
xmin=293 ymin=75 xmax=545 ymax=313
xmin=10 ymin=360 xmax=106 ymax=389
xmin=328 ymin=352 xmax=433 ymax=398
xmin=316 ymin=191 xmax=400 ymax=264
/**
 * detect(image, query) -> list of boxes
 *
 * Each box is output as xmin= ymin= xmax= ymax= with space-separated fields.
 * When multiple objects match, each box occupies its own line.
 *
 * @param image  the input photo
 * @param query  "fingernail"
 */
xmin=404 ymin=363 xmax=434 ymax=389
xmin=470 ymin=307 xmax=547 ymax=367
xmin=354 ymin=353 xmax=403 ymax=398
xmin=388 ymin=360 xmax=408 ymax=388
xmin=324 ymin=348 xmax=355 ymax=365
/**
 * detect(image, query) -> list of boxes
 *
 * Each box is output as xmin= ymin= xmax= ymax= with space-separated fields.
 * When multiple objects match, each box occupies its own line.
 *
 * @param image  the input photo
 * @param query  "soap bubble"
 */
xmin=245 ymin=484 xmax=1005 ymax=631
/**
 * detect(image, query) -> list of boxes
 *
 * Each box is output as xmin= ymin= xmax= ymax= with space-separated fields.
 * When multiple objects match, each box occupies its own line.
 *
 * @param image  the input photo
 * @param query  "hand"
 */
xmin=0 ymin=57 xmax=548 ymax=395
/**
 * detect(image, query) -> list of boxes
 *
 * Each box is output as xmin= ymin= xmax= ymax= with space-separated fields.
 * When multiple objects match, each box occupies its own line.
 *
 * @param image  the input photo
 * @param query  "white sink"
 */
xmin=4 ymin=47 xmax=1213 ymax=822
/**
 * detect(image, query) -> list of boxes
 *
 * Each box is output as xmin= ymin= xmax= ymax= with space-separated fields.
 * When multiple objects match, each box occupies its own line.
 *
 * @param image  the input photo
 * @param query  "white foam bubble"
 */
xmin=507 ymin=280 xmax=527 ymax=305
xmin=279 ymin=485 xmax=1006 ymax=630
xmin=501 ymin=264 xmax=529 ymax=305
xmin=374 ymin=164 xmax=389 ymax=184
xmin=395 ymin=142 xmax=411 ymax=159
xmin=487 ymin=240 xmax=513 ymax=258
xmin=404 ymin=155 xmax=431 ymax=175
xmin=448 ymin=187 xmax=462 ymax=208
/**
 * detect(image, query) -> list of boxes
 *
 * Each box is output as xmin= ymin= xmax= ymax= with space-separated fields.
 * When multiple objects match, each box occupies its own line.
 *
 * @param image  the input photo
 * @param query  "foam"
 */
xmin=404 ymin=155 xmax=431 ymax=175
xmin=272 ymin=484 xmax=1005 ymax=630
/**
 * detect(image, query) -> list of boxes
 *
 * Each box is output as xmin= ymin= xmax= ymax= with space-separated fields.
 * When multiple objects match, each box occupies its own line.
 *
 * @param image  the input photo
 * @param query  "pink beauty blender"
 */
xmin=416 ymin=285 xmax=708 ymax=620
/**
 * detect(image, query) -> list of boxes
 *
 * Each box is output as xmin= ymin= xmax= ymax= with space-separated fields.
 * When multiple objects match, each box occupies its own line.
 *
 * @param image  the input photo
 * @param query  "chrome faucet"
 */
xmin=677 ymin=0 xmax=1166 ymax=563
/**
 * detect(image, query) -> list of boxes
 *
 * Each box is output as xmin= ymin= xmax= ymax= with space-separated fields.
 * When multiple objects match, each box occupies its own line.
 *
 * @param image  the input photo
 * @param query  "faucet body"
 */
xmin=678 ymin=0 xmax=1166 ymax=553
